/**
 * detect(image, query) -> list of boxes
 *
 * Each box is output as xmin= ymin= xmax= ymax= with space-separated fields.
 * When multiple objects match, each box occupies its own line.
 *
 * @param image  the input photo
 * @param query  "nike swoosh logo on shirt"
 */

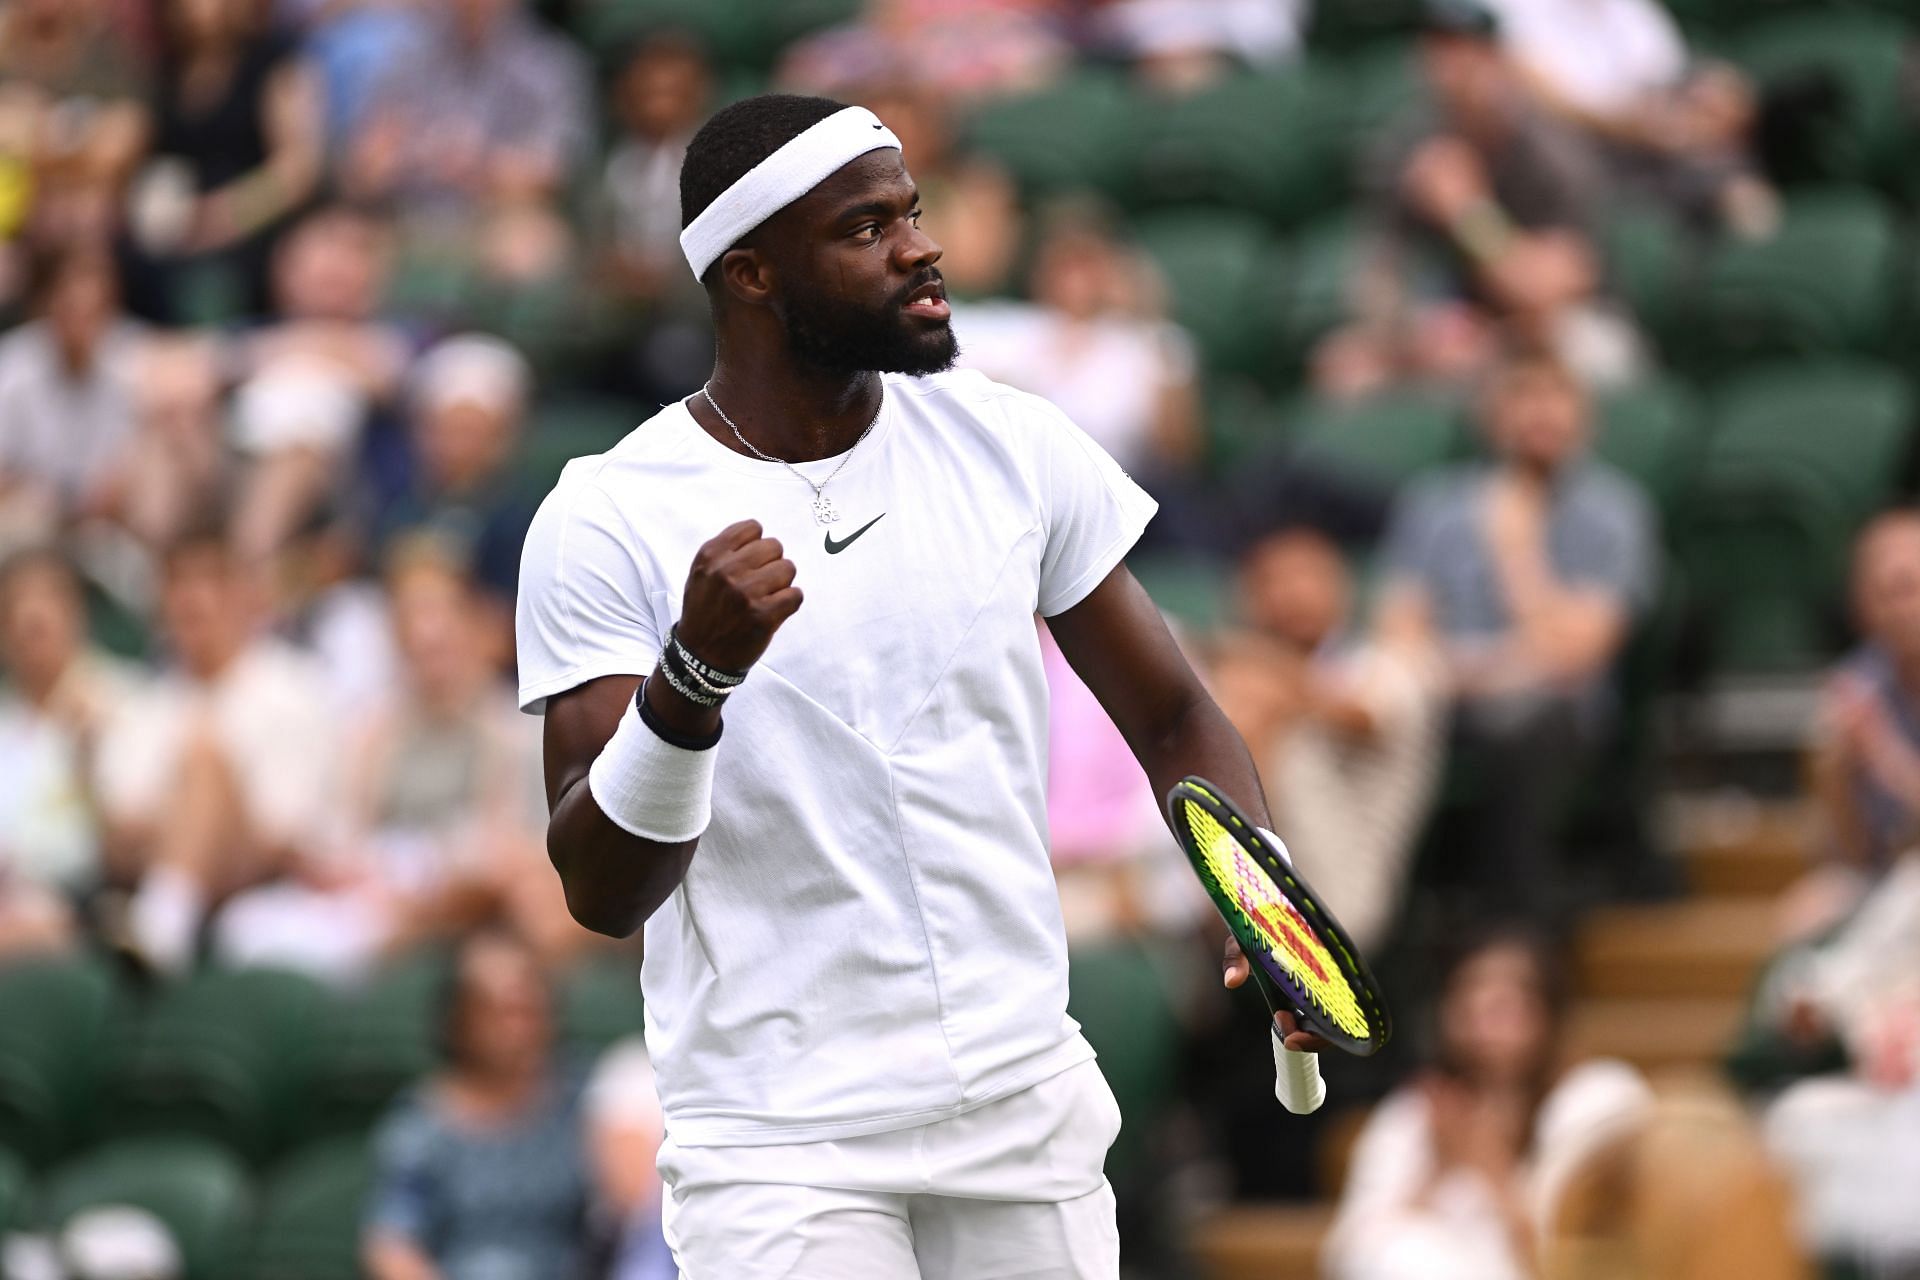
xmin=824 ymin=513 xmax=885 ymax=554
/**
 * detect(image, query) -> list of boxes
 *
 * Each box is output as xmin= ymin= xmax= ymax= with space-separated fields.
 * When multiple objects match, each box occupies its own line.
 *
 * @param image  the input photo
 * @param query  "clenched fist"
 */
xmin=675 ymin=520 xmax=803 ymax=673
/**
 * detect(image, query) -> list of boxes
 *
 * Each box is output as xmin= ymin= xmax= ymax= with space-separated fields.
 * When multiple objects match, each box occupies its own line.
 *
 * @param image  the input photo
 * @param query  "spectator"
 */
xmin=1091 ymin=0 xmax=1307 ymax=93
xmin=213 ymin=545 xmax=568 ymax=979
xmin=0 ymin=549 xmax=138 ymax=958
xmin=591 ymin=33 xmax=716 ymax=403
xmin=596 ymin=34 xmax=713 ymax=307
xmin=1325 ymin=931 xmax=1651 ymax=1280
xmin=113 ymin=335 xmax=230 ymax=575
xmin=1757 ymin=851 xmax=1920 ymax=1270
xmin=0 ymin=0 xmax=151 ymax=277
xmin=1809 ymin=511 xmax=1920 ymax=888
xmin=957 ymin=207 xmax=1201 ymax=483
xmin=1483 ymin=0 xmax=1777 ymax=236
xmin=364 ymin=333 xmax=535 ymax=639
xmin=280 ymin=0 xmax=428 ymax=146
xmin=245 ymin=201 xmax=409 ymax=397
xmin=1548 ymin=1085 xmax=1810 ymax=1280
xmin=1208 ymin=528 xmax=1443 ymax=952
xmin=778 ymin=0 xmax=1072 ymax=101
xmin=0 ymin=244 xmax=145 ymax=549
xmin=94 ymin=528 xmax=340 ymax=972
xmin=226 ymin=203 xmax=410 ymax=567
xmin=1315 ymin=2 xmax=1647 ymax=402
xmin=363 ymin=929 xmax=597 ymax=1280
xmin=858 ymin=81 xmax=1020 ymax=299
xmin=345 ymin=0 xmax=589 ymax=286
xmin=586 ymin=1039 xmax=676 ymax=1280
xmin=1377 ymin=353 xmax=1657 ymax=921
xmin=129 ymin=0 xmax=326 ymax=323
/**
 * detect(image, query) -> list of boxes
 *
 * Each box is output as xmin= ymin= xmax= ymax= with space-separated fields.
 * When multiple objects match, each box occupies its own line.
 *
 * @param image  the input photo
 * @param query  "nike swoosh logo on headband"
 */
xmin=825 ymin=513 xmax=885 ymax=554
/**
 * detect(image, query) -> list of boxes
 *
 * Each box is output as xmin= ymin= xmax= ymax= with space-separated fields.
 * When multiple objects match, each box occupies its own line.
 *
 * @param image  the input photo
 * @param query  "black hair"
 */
xmin=1429 ymin=926 xmax=1569 ymax=1079
xmin=433 ymin=929 xmax=552 ymax=1068
xmin=0 ymin=544 xmax=82 ymax=604
xmin=25 ymin=240 xmax=120 ymax=314
xmin=678 ymin=92 xmax=850 ymax=269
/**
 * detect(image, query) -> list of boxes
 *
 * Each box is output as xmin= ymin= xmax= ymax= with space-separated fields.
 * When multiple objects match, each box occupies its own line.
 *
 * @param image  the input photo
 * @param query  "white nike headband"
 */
xmin=680 ymin=105 xmax=903 ymax=281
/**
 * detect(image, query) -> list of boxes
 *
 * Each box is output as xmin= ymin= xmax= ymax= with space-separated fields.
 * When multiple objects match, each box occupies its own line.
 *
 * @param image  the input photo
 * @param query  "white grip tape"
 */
xmin=1274 ymin=1030 xmax=1327 ymax=1115
xmin=587 ymin=693 xmax=717 ymax=843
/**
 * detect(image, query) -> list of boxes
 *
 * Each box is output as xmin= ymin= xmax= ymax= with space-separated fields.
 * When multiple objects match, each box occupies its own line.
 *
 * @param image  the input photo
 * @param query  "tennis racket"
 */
xmin=1166 ymin=776 xmax=1392 ymax=1113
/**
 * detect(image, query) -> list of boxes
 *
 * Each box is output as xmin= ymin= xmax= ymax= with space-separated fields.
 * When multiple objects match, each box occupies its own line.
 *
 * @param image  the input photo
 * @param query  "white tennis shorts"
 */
xmin=658 ymin=1058 xmax=1123 ymax=1279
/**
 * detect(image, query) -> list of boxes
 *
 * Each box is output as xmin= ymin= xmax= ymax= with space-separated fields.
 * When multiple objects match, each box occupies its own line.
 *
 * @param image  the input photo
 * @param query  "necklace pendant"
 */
xmin=813 ymin=495 xmax=840 ymax=525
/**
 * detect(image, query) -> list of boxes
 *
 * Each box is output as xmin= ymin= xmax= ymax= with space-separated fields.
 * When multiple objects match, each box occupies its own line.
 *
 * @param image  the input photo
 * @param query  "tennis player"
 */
xmin=518 ymin=93 xmax=1322 ymax=1279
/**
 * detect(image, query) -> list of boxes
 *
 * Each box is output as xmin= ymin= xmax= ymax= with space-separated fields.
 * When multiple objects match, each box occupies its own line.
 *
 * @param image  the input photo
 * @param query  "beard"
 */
xmin=781 ymin=273 xmax=960 ymax=376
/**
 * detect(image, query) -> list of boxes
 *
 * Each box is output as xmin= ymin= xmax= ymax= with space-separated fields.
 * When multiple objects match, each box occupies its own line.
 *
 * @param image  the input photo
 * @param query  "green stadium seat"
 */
xmin=962 ymin=72 xmax=1135 ymax=203
xmin=1128 ymin=554 xmax=1235 ymax=631
xmin=1305 ymin=0 xmax=1425 ymax=52
xmin=573 ymin=0 xmax=764 ymax=69
xmin=1313 ymin=41 xmax=1425 ymax=165
xmin=1731 ymin=9 xmax=1912 ymax=188
xmin=248 ymin=1137 xmax=374 ymax=1280
xmin=1287 ymin=391 xmax=1464 ymax=489
xmin=1691 ymin=189 xmax=1900 ymax=371
xmin=1132 ymin=209 xmax=1287 ymax=379
xmin=0 ymin=954 xmax=119 ymax=1167
xmin=1274 ymin=212 xmax=1366 ymax=381
xmin=1665 ymin=0 xmax=1842 ymax=38
xmin=1707 ymin=359 xmax=1912 ymax=515
xmin=747 ymin=0 xmax=864 ymax=50
xmin=318 ymin=950 xmax=447 ymax=1136
xmin=1593 ymin=376 xmax=1704 ymax=515
xmin=1127 ymin=72 xmax=1343 ymax=228
xmin=0 ymin=1146 xmax=30 ymax=1234
xmin=1602 ymin=207 xmax=1698 ymax=356
xmin=560 ymin=955 xmax=648 ymax=1057
xmin=1067 ymin=941 xmax=1183 ymax=1181
xmin=114 ymin=968 xmax=334 ymax=1164
xmin=1680 ymin=360 xmax=1914 ymax=670
xmin=523 ymin=395 xmax=648 ymax=501
xmin=39 ymin=1136 xmax=252 ymax=1280
xmin=1204 ymin=376 xmax=1291 ymax=474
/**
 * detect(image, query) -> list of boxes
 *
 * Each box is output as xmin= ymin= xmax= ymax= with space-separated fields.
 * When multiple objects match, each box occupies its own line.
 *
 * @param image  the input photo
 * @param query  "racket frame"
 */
xmin=1167 ymin=776 xmax=1392 ymax=1057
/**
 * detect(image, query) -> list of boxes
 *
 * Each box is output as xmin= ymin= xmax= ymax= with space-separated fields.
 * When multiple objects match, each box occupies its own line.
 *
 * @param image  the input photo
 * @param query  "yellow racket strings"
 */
xmin=1185 ymin=800 xmax=1373 ymax=1041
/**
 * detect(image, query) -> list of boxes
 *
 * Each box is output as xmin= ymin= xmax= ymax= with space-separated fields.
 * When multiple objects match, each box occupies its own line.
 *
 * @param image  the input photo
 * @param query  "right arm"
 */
xmin=540 ymin=520 xmax=800 ymax=939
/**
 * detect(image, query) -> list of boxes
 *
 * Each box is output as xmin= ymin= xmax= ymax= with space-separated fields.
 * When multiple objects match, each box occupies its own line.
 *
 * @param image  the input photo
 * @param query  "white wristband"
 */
xmin=587 ymin=693 xmax=717 ymax=843
xmin=1274 ymin=1029 xmax=1327 ymax=1115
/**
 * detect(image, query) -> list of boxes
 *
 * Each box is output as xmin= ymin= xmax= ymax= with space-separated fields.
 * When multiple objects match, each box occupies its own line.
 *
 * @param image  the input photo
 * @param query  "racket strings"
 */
xmin=1183 ymin=802 xmax=1374 ymax=1042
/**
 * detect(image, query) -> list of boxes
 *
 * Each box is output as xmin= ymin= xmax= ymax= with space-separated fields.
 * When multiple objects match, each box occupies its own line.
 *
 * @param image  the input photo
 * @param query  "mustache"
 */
xmin=890 ymin=268 xmax=945 ymax=309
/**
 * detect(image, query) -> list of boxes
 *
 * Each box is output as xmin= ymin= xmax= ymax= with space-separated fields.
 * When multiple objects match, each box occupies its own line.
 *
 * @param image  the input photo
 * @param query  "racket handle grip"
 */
xmin=1273 ymin=1031 xmax=1326 ymax=1115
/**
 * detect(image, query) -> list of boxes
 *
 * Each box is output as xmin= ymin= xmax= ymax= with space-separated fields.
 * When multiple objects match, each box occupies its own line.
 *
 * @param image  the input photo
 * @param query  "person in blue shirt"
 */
xmin=363 ymin=930 xmax=593 ymax=1280
xmin=1377 ymin=352 xmax=1657 ymax=921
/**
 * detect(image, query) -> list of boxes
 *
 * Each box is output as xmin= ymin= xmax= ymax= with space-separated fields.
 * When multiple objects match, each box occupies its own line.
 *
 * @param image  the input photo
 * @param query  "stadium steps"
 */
xmin=1192 ymin=1203 xmax=1336 ymax=1280
xmin=1574 ymin=898 xmax=1779 ymax=1000
xmin=1564 ymin=997 xmax=1749 ymax=1074
xmin=1668 ymin=797 xmax=1816 ymax=898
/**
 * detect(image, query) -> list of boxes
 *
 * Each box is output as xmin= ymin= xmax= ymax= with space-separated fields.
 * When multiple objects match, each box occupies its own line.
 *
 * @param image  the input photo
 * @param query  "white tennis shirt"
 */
xmin=517 ymin=369 xmax=1157 ymax=1147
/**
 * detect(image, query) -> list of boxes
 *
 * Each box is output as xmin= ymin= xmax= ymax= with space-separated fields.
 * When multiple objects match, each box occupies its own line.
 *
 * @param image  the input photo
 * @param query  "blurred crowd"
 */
xmin=0 ymin=0 xmax=1918 ymax=1276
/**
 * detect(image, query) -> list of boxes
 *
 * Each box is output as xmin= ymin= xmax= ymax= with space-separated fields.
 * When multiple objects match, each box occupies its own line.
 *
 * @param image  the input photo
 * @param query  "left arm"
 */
xmin=1048 ymin=563 xmax=1323 ymax=1051
xmin=194 ymin=59 xmax=325 ymax=251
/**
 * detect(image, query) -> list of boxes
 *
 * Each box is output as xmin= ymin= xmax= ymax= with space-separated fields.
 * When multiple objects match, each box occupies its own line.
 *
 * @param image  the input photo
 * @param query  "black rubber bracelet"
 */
xmin=662 ymin=637 xmax=737 ymax=700
xmin=669 ymin=626 xmax=748 ymax=686
xmin=636 ymin=678 xmax=723 ymax=750
xmin=656 ymin=656 xmax=725 ymax=709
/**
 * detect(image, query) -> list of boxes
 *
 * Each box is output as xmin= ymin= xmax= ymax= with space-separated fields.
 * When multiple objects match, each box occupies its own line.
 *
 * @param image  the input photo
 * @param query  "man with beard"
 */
xmin=516 ymin=94 xmax=1318 ymax=1278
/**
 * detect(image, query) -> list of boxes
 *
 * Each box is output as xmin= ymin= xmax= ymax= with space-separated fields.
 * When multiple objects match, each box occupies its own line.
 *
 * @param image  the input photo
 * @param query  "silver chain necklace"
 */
xmin=701 ymin=383 xmax=882 ymax=525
